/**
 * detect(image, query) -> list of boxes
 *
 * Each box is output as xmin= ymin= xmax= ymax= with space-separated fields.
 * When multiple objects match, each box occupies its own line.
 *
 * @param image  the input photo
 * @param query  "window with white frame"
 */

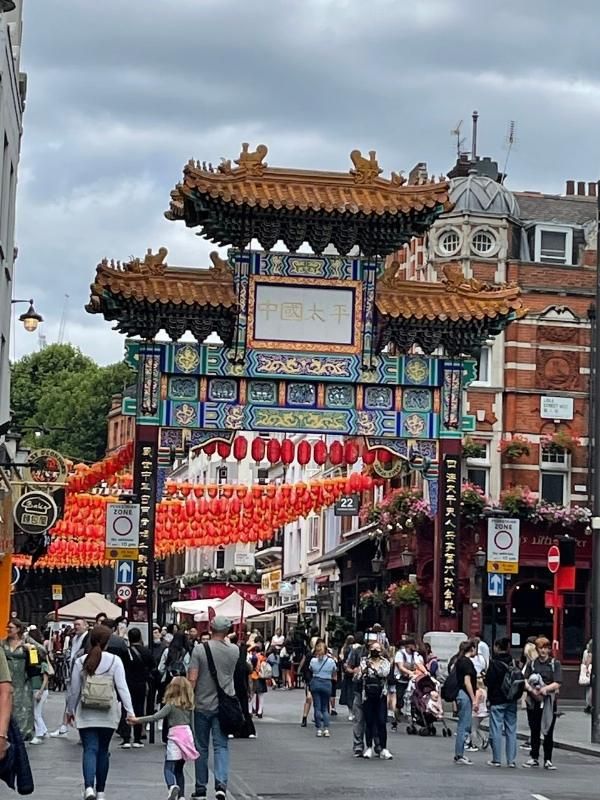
xmin=465 ymin=441 xmax=490 ymax=495
xmin=534 ymin=226 xmax=573 ymax=266
xmin=214 ymin=548 xmax=225 ymax=570
xmin=471 ymin=229 xmax=496 ymax=256
xmin=308 ymin=516 xmax=320 ymax=551
xmin=540 ymin=445 xmax=569 ymax=504
xmin=437 ymin=228 xmax=461 ymax=256
xmin=471 ymin=345 xmax=491 ymax=385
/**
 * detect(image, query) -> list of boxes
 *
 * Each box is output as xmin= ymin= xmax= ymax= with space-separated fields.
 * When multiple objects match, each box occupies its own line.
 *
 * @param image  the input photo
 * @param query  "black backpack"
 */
xmin=441 ymin=665 xmax=459 ymax=702
xmin=500 ymin=660 xmax=525 ymax=702
xmin=363 ymin=669 xmax=384 ymax=699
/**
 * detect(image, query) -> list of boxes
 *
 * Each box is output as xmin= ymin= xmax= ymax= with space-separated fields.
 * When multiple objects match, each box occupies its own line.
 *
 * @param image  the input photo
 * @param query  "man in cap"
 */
xmin=188 ymin=616 xmax=239 ymax=800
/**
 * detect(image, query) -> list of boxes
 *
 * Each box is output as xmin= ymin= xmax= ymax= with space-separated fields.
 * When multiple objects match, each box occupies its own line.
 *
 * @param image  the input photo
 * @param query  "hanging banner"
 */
xmin=440 ymin=454 xmax=460 ymax=616
xmin=133 ymin=434 xmax=158 ymax=620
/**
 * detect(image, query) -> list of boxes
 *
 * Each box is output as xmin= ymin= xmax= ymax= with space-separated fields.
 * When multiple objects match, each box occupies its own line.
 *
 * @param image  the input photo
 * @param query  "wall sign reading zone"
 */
xmin=105 ymin=503 xmax=140 ymax=550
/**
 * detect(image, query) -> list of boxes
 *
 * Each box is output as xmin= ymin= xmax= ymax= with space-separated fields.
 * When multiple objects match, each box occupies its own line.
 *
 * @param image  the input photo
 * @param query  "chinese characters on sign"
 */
xmin=253 ymin=283 xmax=355 ymax=346
xmin=133 ymin=439 xmax=157 ymax=619
xmin=440 ymin=454 xmax=460 ymax=616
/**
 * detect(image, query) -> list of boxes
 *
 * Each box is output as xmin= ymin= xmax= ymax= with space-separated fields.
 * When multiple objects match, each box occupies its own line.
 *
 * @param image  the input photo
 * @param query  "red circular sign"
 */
xmin=547 ymin=545 xmax=560 ymax=574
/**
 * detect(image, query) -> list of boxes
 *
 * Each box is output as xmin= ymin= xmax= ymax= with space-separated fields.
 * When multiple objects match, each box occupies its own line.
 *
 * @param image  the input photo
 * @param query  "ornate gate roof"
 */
xmin=165 ymin=144 xmax=452 ymax=256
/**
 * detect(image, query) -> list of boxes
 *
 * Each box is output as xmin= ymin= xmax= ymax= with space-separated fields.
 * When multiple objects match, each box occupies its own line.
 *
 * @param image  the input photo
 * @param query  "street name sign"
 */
xmin=487 ymin=517 xmax=520 ymax=574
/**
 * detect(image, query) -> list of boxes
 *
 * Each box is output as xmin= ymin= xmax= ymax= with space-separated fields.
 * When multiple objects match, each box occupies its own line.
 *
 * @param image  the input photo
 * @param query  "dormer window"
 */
xmin=534 ymin=225 xmax=573 ymax=265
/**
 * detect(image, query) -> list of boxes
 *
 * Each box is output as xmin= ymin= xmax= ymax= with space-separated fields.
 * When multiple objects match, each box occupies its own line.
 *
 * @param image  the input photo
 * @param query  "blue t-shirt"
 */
xmin=310 ymin=655 xmax=337 ymax=681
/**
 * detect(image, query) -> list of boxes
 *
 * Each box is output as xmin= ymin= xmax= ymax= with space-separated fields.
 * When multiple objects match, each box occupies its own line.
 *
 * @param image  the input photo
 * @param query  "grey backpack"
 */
xmin=81 ymin=656 xmax=116 ymax=710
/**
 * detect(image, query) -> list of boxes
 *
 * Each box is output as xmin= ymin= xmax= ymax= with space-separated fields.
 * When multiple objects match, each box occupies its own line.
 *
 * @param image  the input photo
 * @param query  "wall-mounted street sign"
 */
xmin=487 ymin=517 xmax=520 ymax=574
xmin=304 ymin=599 xmax=318 ymax=614
xmin=234 ymin=552 xmax=255 ymax=568
xmin=334 ymin=494 xmax=360 ymax=517
xmin=105 ymin=503 xmax=140 ymax=561
xmin=13 ymin=491 xmax=58 ymax=535
xmin=540 ymin=396 xmax=574 ymax=421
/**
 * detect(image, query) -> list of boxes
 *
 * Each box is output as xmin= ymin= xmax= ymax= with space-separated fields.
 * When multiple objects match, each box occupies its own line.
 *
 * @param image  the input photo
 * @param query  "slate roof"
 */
xmin=515 ymin=192 xmax=596 ymax=226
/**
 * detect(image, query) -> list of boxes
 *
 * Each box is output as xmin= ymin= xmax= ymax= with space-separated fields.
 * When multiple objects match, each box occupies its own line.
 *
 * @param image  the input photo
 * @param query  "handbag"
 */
xmin=202 ymin=643 xmax=244 ymax=736
xmin=578 ymin=661 xmax=591 ymax=687
xmin=259 ymin=659 xmax=272 ymax=680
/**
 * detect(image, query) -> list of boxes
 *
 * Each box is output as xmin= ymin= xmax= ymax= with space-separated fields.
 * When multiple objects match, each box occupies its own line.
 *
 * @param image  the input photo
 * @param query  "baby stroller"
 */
xmin=406 ymin=672 xmax=451 ymax=737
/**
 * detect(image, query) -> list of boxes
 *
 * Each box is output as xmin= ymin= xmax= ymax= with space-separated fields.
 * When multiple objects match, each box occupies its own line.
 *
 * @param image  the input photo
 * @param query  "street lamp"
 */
xmin=0 ymin=2 xmax=16 ymax=13
xmin=474 ymin=547 xmax=486 ymax=569
xmin=11 ymin=299 xmax=43 ymax=332
xmin=400 ymin=546 xmax=415 ymax=569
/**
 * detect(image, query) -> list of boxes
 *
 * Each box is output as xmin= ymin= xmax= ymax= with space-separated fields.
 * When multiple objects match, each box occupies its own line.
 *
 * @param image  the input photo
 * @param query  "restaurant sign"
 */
xmin=13 ymin=491 xmax=58 ymax=535
xmin=440 ymin=454 xmax=460 ymax=616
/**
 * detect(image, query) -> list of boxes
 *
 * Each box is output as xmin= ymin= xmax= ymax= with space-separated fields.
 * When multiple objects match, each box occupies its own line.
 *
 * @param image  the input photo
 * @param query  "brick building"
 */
xmin=395 ymin=156 xmax=596 ymax=665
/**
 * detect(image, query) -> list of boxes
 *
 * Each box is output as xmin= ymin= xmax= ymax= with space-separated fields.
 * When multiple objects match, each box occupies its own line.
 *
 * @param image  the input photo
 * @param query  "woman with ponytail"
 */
xmin=67 ymin=625 xmax=134 ymax=800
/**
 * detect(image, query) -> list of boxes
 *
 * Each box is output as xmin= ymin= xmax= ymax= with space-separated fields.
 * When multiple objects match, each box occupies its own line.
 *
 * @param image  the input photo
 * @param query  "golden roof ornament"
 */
xmin=233 ymin=143 xmax=268 ymax=176
xmin=350 ymin=149 xmax=383 ymax=184
xmin=126 ymin=247 xmax=168 ymax=275
xmin=209 ymin=251 xmax=232 ymax=275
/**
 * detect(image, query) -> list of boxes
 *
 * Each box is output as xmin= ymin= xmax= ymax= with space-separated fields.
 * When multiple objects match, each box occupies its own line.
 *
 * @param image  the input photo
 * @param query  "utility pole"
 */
xmin=591 ymin=180 xmax=600 ymax=744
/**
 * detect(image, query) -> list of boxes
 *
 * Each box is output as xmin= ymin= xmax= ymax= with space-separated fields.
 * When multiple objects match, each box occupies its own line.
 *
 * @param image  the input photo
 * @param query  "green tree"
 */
xmin=10 ymin=344 xmax=134 ymax=462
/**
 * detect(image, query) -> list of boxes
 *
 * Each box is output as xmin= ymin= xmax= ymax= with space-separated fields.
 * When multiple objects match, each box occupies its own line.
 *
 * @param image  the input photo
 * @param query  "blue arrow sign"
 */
xmin=116 ymin=560 xmax=135 ymax=586
xmin=487 ymin=572 xmax=505 ymax=598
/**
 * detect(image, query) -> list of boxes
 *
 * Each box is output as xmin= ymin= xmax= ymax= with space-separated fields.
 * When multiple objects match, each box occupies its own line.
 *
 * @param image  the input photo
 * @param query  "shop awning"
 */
xmin=247 ymin=601 xmax=298 ymax=618
xmin=308 ymin=523 xmax=376 ymax=566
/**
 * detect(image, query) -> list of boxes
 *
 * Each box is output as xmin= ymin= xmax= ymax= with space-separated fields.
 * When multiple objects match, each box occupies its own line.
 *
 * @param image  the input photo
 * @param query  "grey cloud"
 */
xmin=12 ymin=0 xmax=600 ymax=364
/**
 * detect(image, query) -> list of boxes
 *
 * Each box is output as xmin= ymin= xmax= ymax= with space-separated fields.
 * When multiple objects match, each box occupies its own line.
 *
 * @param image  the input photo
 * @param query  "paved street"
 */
xmin=30 ymin=690 xmax=598 ymax=800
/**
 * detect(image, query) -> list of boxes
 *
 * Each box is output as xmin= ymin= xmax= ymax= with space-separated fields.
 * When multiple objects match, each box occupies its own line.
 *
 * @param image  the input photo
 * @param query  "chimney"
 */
xmin=577 ymin=181 xmax=586 ymax=196
xmin=472 ymin=110 xmax=479 ymax=161
xmin=588 ymin=182 xmax=597 ymax=197
xmin=566 ymin=180 xmax=575 ymax=195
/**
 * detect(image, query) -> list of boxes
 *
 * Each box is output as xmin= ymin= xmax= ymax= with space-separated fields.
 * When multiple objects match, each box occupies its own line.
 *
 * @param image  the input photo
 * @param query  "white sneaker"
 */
xmin=380 ymin=748 xmax=393 ymax=760
xmin=83 ymin=790 xmax=96 ymax=800
xmin=97 ymin=794 xmax=106 ymax=800
xmin=50 ymin=726 xmax=68 ymax=737
xmin=348 ymin=714 xmax=354 ymax=721
xmin=132 ymin=742 xmax=144 ymax=749
xmin=316 ymin=729 xmax=323 ymax=737
xmin=544 ymin=760 xmax=557 ymax=770
xmin=249 ymin=734 xmax=257 ymax=739
xmin=227 ymin=734 xmax=234 ymax=739
xmin=167 ymin=787 xmax=180 ymax=800
xmin=363 ymin=747 xmax=373 ymax=759
xmin=29 ymin=737 xmax=43 ymax=745
xmin=120 ymin=742 xmax=132 ymax=749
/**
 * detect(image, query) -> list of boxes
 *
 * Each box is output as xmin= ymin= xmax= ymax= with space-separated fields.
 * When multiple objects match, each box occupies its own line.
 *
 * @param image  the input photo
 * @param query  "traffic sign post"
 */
xmin=487 ymin=517 xmax=520 ymax=574
xmin=116 ymin=585 xmax=133 ymax=603
xmin=487 ymin=573 xmax=505 ymax=598
xmin=115 ymin=560 xmax=135 ymax=586
xmin=105 ymin=503 xmax=140 ymax=562
xmin=547 ymin=545 xmax=561 ymax=657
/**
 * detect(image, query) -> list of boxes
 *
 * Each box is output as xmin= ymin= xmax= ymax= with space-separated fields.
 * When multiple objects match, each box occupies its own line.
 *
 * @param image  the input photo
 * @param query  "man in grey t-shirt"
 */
xmin=188 ymin=616 xmax=239 ymax=800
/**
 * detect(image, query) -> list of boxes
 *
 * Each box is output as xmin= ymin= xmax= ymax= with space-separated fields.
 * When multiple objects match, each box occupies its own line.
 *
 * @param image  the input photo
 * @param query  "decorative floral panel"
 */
xmin=287 ymin=383 xmax=316 ymax=406
xmin=209 ymin=379 xmax=237 ymax=402
xmin=325 ymin=384 xmax=354 ymax=408
xmin=364 ymin=386 xmax=393 ymax=410
xmin=403 ymin=388 xmax=432 ymax=413
xmin=248 ymin=381 xmax=277 ymax=405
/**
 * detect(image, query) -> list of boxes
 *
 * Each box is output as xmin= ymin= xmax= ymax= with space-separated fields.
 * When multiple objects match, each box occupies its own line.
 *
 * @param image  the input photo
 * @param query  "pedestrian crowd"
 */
xmin=0 ymin=612 xmax=593 ymax=799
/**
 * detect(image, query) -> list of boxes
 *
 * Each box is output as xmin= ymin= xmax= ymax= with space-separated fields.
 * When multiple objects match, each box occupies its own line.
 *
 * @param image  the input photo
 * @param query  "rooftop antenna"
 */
xmin=57 ymin=293 xmax=69 ymax=344
xmin=450 ymin=120 xmax=466 ymax=157
xmin=471 ymin=110 xmax=479 ymax=160
xmin=501 ymin=120 xmax=516 ymax=184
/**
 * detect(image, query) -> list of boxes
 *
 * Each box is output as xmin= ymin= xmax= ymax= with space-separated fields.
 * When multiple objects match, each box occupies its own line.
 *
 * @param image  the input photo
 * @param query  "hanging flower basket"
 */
xmin=541 ymin=430 xmax=581 ymax=454
xmin=498 ymin=435 xmax=531 ymax=460
xmin=462 ymin=437 xmax=486 ymax=459
xmin=358 ymin=589 xmax=387 ymax=611
xmin=498 ymin=485 xmax=537 ymax=519
xmin=384 ymin=581 xmax=420 ymax=607
xmin=461 ymin=481 xmax=488 ymax=526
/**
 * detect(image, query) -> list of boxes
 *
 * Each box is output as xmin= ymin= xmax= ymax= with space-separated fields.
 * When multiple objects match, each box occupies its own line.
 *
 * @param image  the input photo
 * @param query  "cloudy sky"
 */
xmin=11 ymin=0 xmax=600 ymax=364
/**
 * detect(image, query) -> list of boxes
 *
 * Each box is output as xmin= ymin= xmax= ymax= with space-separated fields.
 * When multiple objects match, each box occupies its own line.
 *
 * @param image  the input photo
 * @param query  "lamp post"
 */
xmin=11 ymin=299 xmax=43 ymax=332
xmin=591 ymin=180 xmax=600 ymax=744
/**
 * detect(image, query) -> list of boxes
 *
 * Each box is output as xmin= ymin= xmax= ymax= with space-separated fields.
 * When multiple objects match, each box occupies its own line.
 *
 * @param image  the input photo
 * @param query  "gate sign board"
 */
xmin=13 ymin=491 xmax=58 ymax=535
xmin=487 ymin=517 xmax=520 ymax=574
xmin=105 ymin=503 xmax=140 ymax=558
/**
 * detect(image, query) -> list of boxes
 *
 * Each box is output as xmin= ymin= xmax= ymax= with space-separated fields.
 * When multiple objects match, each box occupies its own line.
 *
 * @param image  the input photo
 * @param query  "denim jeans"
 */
xmin=165 ymin=759 xmax=185 ymax=795
xmin=194 ymin=710 xmax=229 ymax=793
xmin=489 ymin=702 xmax=517 ymax=765
xmin=311 ymin=685 xmax=331 ymax=730
xmin=79 ymin=727 xmax=113 ymax=792
xmin=455 ymin=690 xmax=472 ymax=758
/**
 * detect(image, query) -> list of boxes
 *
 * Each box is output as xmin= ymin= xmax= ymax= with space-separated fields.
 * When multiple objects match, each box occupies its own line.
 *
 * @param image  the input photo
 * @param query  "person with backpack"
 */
xmin=444 ymin=638 xmax=477 ymax=765
xmin=523 ymin=636 xmax=562 ymax=770
xmin=359 ymin=641 xmax=392 ymax=760
xmin=120 ymin=627 xmax=155 ymax=749
xmin=484 ymin=637 xmax=523 ymax=768
xmin=67 ymin=625 xmax=134 ymax=800
xmin=158 ymin=633 xmax=191 ymax=744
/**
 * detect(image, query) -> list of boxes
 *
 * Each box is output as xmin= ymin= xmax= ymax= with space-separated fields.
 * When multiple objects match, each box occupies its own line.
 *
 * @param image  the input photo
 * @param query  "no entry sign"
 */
xmin=547 ymin=544 xmax=560 ymax=574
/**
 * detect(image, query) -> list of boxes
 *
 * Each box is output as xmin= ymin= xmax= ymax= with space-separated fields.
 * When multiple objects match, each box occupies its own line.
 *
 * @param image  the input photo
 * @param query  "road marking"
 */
xmin=531 ymin=794 xmax=552 ymax=800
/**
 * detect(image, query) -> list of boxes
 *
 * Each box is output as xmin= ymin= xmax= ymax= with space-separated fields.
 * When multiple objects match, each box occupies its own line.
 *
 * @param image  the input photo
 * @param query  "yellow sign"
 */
xmin=51 ymin=584 xmax=62 ymax=601
xmin=261 ymin=568 xmax=281 ymax=593
xmin=105 ymin=548 xmax=139 ymax=561
xmin=487 ymin=561 xmax=518 ymax=575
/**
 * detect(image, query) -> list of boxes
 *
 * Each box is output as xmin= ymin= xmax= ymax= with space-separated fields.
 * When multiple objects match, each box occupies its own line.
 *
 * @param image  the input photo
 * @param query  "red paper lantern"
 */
xmin=251 ymin=438 xmax=266 ymax=463
xmin=203 ymin=442 xmax=217 ymax=457
xmin=313 ymin=441 xmax=328 ymax=466
xmin=362 ymin=447 xmax=376 ymax=465
xmin=266 ymin=439 xmax=281 ymax=464
xmin=344 ymin=441 xmax=359 ymax=465
xmin=297 ymin=440 xmax=311 ymax=466
xmin=217 ymin=441 xmax=231 ymax=459
xmin=377 ymin=448 xmax=392 ymax=464
xmin=233 ymin=436 xmax=248 ymax=462
xmin=329 ymin=441 xmax=343 ymax=465
xmin=280 ymin=438 xmax=295 ymax=465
